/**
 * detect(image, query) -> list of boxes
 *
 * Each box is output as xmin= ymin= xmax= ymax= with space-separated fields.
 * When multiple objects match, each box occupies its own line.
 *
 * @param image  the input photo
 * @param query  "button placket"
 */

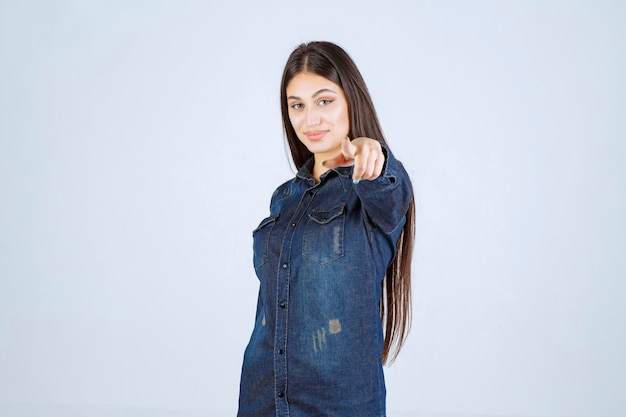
xmin=274 ymin=186 xmax=316 ymax=414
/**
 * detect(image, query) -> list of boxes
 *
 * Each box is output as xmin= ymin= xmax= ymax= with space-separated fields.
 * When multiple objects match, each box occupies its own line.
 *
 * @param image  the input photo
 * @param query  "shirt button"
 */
xmin=282 ymin=263 xmax=288 ymax=269
xmin=278 ymin=392 xmax=284 ymax=398
xmin=278 ymin=349 xmax=284 ymax=354
xmin=280 ymin=303 xmax=286 ymax=309
xmin=291 ymin=223 xmax=296 ymax=227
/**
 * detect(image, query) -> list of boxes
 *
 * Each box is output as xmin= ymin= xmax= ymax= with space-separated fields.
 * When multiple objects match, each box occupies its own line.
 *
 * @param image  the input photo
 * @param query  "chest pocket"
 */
xmin=303 ymin=204 xmax=345 ymax=264
xmin=252 ymin=214 xmax=279 ymax=271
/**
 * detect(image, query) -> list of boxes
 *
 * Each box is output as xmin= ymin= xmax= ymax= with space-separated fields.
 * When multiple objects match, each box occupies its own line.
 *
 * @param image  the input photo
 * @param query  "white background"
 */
xmin=1 ymin=1 xmax=624 ymax=416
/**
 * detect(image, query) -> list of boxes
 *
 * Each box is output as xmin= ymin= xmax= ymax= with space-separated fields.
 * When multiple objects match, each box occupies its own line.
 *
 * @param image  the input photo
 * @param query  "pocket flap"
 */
xmin=253 ymin=214 xmax=279 ymax=233
xmin=309 ymin=204 xmax=345 ymax=225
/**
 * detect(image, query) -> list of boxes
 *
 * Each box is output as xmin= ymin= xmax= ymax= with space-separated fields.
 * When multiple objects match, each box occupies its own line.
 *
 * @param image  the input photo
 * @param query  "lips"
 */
xmin=305 ymin=130 xmax=328 ymax=141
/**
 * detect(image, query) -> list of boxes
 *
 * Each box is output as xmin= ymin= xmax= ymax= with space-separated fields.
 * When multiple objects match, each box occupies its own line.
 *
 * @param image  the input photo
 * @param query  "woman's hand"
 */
xmin=322 ymin=137 xmax=385 ymax=183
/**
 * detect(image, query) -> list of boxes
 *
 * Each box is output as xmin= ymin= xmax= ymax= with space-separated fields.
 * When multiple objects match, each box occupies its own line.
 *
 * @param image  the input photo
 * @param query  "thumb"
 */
xmin=322 ymin=137 xmax=356 ymax=169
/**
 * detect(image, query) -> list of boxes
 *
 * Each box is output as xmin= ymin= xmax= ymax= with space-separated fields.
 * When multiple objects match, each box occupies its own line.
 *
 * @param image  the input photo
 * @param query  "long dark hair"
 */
xmin=279 ymin=41 xmax=415 ymax=365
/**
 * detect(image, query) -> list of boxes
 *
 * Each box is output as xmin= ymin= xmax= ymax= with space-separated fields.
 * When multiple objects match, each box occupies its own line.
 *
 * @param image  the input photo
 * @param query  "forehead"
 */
xmin=286 ymin=72 xmax=343 ymax=97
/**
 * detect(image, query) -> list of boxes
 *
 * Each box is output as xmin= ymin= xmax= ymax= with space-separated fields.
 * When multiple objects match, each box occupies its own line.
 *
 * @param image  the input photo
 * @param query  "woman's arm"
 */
xmin=323 ymin=137 xmax=413 ymax=234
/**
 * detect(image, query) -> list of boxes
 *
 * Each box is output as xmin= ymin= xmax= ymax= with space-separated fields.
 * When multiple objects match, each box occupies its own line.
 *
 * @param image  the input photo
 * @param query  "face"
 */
xmin=286 ymin=72 xmax=350 ymax=162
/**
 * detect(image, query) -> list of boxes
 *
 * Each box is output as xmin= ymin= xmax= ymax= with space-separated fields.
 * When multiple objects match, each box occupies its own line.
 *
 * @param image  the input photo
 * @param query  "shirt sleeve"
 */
xmin=353 ymin=142 xmax=413 ymax=235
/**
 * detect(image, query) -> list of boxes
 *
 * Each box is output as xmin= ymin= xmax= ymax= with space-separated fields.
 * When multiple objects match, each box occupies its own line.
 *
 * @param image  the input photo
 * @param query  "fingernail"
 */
xmin=353 ymin=179 xmax=360 ymax=184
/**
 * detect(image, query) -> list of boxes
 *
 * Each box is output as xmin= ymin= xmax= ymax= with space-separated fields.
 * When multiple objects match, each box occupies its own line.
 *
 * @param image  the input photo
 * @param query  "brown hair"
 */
xmin=279 ymin=41 xmax=415 ymax=365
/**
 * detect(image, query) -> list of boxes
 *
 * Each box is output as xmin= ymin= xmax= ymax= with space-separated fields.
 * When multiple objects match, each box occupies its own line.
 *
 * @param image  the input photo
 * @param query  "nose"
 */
xmin=306 ymin=106 xmax=321 ymax=126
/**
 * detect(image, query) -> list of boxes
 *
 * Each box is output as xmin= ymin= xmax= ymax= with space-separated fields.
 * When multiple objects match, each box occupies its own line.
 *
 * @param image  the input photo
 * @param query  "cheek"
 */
xmin=288 ymin=112 xmax=303 ymax=129
xmin=325 ymin=100 xmax=349 ymax=123
xmin=331 ymin=105 xmax=350 ymax=128
xmin=289 ymin=113 xmax=306 ymax=141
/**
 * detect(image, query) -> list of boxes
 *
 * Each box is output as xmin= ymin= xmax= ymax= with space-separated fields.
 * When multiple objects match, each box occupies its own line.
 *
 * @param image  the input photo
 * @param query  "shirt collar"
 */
xmin=296 ymin=157 xmax=353 ymax=188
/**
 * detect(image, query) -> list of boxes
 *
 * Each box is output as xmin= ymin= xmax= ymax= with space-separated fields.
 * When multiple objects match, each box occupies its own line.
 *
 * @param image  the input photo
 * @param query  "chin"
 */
xmin=306 ymin=145 xmax=331 ymax=156
xmin=308 ymin=141 xmax=341 ymax=154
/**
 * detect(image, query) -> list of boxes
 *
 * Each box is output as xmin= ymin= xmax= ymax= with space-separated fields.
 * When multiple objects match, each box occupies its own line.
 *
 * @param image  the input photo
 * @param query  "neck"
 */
xmin=311 ymin=157 xmax=330 ymax=183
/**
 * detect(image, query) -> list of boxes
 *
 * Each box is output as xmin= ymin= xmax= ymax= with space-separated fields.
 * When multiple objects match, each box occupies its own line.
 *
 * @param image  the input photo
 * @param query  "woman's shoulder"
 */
xmin=269 ymin=176 xmax=300 ymax=208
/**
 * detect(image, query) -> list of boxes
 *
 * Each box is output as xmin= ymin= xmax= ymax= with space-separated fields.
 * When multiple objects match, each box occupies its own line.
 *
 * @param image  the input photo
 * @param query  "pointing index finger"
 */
xmin=342 ymin=136 xmax=356 ymax=158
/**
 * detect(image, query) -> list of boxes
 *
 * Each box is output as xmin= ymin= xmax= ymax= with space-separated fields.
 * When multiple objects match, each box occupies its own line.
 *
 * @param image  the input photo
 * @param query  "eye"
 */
xmin=318 ymin=99 xmax=333 ymax=106
xmin=290 ymin=103 xmax=303 ymax=110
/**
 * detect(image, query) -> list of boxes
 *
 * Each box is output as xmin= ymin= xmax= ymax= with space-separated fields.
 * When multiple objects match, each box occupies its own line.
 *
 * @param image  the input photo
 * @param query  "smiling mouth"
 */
xmin=305 ymin=131 xmax=327 ymax=141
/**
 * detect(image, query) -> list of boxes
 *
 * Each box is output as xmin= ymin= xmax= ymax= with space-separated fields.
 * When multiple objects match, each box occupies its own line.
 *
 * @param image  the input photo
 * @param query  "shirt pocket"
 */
xmin=252 ymin=214 xmax=279 ymax=271
xmin=303 ymin=204 xmax=346 ymax=264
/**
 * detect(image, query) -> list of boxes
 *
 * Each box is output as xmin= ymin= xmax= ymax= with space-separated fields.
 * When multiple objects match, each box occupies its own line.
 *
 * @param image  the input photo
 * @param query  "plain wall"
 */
xmin=0 ymin=1 xmax=624 ymax=416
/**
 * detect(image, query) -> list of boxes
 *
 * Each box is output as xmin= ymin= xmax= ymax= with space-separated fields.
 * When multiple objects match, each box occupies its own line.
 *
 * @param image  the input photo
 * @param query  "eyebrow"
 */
xmin=287 ymin=88 xmax=338 ymax=101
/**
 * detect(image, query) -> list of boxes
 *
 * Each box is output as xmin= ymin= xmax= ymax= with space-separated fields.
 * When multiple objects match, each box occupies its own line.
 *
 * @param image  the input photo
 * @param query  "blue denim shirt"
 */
xmin=238 ymin=144 xmax=413 ymax=417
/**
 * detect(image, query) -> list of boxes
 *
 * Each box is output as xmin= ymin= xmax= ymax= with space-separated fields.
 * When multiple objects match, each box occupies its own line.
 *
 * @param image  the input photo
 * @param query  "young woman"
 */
xmin=237 ymin=41 xmax=415 ymax=417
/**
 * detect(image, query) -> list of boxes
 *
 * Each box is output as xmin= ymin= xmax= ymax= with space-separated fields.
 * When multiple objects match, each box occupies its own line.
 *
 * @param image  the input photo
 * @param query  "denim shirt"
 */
xmin=238 ymin=144 xmax=413 ymax=417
